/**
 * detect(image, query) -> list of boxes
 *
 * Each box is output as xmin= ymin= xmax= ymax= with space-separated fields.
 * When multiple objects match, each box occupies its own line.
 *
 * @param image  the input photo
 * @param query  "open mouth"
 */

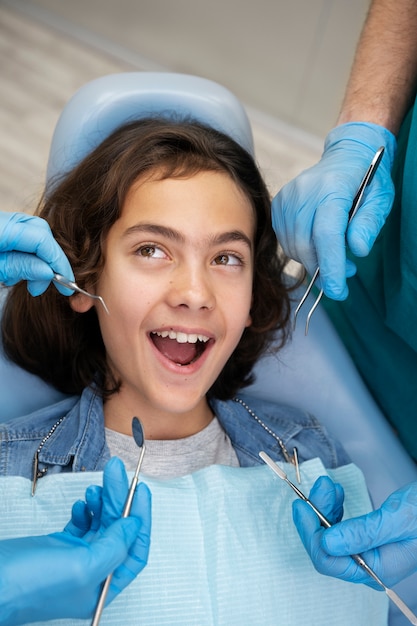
xmin=150 ymin=330 xmax=211 ymax=366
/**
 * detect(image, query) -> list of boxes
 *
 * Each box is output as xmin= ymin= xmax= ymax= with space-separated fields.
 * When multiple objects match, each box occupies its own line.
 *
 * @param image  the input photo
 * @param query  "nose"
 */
xmin=166 ymin=262 xmax=215 ymax=311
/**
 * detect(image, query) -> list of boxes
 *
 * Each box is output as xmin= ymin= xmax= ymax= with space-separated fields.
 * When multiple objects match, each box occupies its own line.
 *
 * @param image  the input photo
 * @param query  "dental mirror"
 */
xmin=91 ymin=418 xmax=146 ymax=626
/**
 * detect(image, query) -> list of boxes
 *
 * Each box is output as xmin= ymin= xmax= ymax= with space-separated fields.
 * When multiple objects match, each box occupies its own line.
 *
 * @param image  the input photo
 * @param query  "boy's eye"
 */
xmin=213 ymin=253 xmax=242 ymax=266
xmin=136 ymin=245 xmax=166 ymax=259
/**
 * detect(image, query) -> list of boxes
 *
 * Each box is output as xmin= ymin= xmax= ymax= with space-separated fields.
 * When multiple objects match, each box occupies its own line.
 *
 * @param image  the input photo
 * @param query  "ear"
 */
xmin=69 ymin=292 xmax=94 ymax=313
xmin=245 ymin=297 xmax=253 ymax=328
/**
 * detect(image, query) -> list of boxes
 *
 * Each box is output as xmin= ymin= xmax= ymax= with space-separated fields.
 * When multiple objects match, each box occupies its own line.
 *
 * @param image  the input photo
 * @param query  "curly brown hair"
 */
xmin=2 ymin=118 xmax=294 ymax=400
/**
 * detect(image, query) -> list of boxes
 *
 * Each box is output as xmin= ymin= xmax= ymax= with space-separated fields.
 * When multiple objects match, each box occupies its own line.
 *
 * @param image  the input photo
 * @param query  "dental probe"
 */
xmin=53 ymin=273 xmax=110 ymax=315
xmin=259 ymin=451 xmax=417 ymax=626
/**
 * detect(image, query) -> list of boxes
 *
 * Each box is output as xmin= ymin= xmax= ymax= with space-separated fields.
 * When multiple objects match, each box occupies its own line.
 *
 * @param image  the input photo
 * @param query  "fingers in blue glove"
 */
xmin=308 ymin=476 xmax=345 ymax=525
xmin=64 ymin=486 xmax=104 ymax=538
xmin=313 ymin=197 xmax=355 ymax=300
xmin=293 ymin=499 xmax=361 ymax=577
xmin=292 ymin=477 xmax=417 ymax=590
xmin=100 ymin=457 xmax=130 ymax=525
xmin=66 ymin=457 xmax=150 ymax=540
xmin=89 ymin=516 xmax=144 ymax=580
xmin=346 ymin=176 xmax=395 ymax=257
xmin=0 ymin=212 xmax=74 ymax=295
xmin=109 ymin=482 xmax=152 ymax=599
xmin=292 ymin=476 xmax=381 ymax=588
xmin=64 ymin=500 xmax=94 ymax=538
xmin=93 ymin=458 xmax=153 ymax=599
xmin=86 ymin=485 xmax=104 ymax=532
xmin=323 ymin=481 xmax=417 ymax=555
xmin=271 ymin=122 xmax=396 ymax=301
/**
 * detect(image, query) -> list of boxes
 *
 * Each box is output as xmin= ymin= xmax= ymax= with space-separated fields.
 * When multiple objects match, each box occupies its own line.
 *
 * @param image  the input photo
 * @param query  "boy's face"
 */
xmin=74 ymin=170 xmax=255 ymax=436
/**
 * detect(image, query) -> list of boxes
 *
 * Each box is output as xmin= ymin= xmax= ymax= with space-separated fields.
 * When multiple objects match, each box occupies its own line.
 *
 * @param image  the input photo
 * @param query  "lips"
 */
xmin=150 ymin=330 xmax=210 ymax=366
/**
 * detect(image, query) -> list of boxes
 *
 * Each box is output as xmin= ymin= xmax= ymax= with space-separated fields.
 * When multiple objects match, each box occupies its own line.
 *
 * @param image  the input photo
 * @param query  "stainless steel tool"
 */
xmin=91 ymin=417 xmax=146 ymax=626
xmin=53 ymin=273 xmax=110 ymax=315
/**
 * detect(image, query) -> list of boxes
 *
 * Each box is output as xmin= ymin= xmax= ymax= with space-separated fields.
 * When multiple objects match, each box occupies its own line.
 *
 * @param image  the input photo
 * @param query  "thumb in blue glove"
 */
xmin=272 ymin=122 xmax=396 ymax=300
xmin=1 ymin=457 xmax=152 ymax=626
xmin=0 ymin=212 xmax=74 ymax=296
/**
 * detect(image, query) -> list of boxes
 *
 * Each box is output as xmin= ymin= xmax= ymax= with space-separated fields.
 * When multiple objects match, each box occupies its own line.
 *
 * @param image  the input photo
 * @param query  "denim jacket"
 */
xmin=0 ymin=385 xmax=349 ymax=488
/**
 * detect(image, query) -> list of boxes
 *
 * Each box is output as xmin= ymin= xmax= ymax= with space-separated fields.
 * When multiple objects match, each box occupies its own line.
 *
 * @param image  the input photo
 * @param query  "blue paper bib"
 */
xmin=0 ymin=459 xmax=388 ymax=625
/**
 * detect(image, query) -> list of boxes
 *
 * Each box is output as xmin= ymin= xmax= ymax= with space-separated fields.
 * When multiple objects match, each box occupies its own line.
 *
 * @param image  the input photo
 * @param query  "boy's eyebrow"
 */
xmin=123 ymin=223 xmax=184 ymax=241
xmin=122 ymin=223 xmax=253 ymax=249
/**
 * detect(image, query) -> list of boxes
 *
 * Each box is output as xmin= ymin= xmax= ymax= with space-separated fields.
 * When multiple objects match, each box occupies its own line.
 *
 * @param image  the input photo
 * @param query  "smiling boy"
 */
xmin=0 ymin=118 xmax=348 ymax=482
xmin=88 ymin=171 xmax=253 ymax=441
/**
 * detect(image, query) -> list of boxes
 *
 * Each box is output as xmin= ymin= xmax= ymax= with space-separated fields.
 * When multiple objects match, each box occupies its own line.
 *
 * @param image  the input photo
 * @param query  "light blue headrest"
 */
xmin=46 ymin=72 xmax=254 ymax=185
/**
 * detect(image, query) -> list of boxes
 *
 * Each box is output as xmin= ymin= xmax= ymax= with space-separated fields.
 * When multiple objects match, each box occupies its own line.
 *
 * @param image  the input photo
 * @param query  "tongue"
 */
xmin=152 ymin=335 xmax=198 ymax=365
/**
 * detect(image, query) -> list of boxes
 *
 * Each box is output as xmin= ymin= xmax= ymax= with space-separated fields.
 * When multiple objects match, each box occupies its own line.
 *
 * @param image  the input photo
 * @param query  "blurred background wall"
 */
xmin=9 ymin=0 xmax=370 ymax=137
xmin=1 ymin=0 xmax=371 ymax=211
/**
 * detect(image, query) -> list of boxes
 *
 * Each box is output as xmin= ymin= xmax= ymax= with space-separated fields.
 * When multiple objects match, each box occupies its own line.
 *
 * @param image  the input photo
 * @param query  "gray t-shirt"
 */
xmin=105 ymin=417 xmax=240 ymax=479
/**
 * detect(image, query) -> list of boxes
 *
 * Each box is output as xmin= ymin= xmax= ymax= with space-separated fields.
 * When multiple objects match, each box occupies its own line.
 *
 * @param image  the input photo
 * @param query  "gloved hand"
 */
xmin=0 ymin=211 xmax=74 ymax=296
xmin=272 ymin=122 xmax=397 ymax=300
xmin=1 ymin=457 xmax=152 ymax=625
xmin=293 ymin=476 xmax=417 ymax=589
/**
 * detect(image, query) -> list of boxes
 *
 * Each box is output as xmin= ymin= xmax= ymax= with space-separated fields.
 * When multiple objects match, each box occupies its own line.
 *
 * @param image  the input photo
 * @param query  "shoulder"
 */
xmin=212 ymin=393 xmax=350 ymax=469
xmin=0 ymin=396 xmax=79 ymax=440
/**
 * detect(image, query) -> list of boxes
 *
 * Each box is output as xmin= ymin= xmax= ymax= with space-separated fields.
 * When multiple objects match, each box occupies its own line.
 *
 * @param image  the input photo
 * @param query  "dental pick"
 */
xmin=53 ymin=273 xmax=110 ymax=315
xmin=259 ymin=451 xmax=417 ymax=625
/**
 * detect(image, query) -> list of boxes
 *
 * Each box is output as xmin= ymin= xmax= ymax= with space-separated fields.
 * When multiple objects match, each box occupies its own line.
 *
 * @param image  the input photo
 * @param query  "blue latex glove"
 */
xmin=272 ymin=122 xmax=397 ymax=299
xmin=293 ymin=476 xmax=417 ymax=589
xmin=0 ymin=211 xmax=74 ymax=296
xmin=1 ymin=457 xmax=152 ymax=625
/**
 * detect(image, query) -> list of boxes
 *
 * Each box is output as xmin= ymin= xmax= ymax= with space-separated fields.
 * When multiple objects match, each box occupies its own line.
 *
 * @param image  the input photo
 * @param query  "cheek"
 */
xmin=102 ymin=289 xmax=143 ymax=330
xmin=224 ymin=283 xmax=253 ymax=335
xmin=97 ymin=298 xmax=140 ymax=365
xmin=98 ymin=271 xmax=138 ymax=318
xmin=240 ymin=282 xmax=254 ymax=329
xmin=97 ymin=274 xmax=159 ymax=345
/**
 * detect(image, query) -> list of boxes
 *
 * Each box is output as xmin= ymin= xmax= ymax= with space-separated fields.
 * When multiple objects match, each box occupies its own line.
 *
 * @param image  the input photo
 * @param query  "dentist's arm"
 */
xmin=0 ymin=212 xmax=74 ymax=295
xmin=1 ymin=457 xmax=152 ymax=625
xmin=272 ymin=0 xmax=417 ymax=300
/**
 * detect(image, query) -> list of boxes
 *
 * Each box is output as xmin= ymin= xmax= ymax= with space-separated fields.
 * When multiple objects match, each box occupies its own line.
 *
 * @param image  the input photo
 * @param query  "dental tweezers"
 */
xmin=294 ymin=146 xmax=385 ymax=335
xmin=260 ymin=451 xmax=417 ymax=625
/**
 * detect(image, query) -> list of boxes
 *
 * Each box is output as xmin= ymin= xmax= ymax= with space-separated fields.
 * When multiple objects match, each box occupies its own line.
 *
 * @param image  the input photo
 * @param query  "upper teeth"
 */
xmin=153 ymin=330 xmax=210 ymax=344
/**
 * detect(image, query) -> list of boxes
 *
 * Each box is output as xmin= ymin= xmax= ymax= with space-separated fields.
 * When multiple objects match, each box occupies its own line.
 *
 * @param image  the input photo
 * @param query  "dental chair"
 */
xmin=1 ymin=73 xmax=416 ymax=625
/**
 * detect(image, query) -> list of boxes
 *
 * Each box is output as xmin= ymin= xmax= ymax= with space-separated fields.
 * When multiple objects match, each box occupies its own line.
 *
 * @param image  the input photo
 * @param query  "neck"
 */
xmin=103 ymin=392 xmax=214 ymax=440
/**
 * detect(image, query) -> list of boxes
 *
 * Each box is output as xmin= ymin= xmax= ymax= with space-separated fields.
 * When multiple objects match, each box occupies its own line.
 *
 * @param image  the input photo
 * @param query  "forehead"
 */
xmin=119 ymin=170 xmax=256 ymax=232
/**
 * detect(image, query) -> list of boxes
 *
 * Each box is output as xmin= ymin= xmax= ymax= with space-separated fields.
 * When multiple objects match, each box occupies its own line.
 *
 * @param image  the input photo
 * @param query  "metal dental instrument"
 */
xmin=53 ymin=273 xmax=110 ymax=315
xmin=259 ymin=451 xmax=417 ymax=626
xmin=293 ymin=447 xmax=301 ymax=484
xmin=294 ymin=146 xmax=385 ymax=336
xmin=91 ymin=418 xmax=146 ymax=626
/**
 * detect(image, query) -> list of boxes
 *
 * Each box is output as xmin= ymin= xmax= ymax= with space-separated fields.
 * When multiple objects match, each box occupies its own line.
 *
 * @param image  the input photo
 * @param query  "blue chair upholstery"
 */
xmin=46 ymin=72 xmax=254 ymax=186
xmin=1 ymin=72 xmax=416 ymax=624
xmin=0 ymin=288 xmax=67 ymax=416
